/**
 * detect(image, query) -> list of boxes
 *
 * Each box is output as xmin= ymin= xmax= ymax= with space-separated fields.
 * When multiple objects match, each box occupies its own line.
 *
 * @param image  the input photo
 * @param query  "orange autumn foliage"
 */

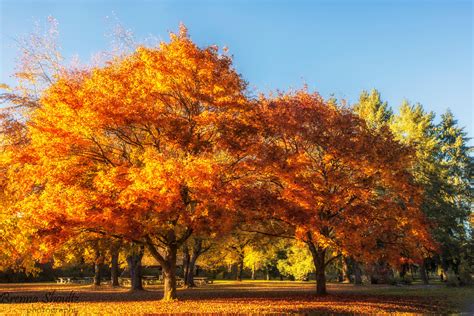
xmin=5 ymin=25 xmax=255 ymax=300
xmin=249 ymin=91 xmax=434 ymax=294
xmin=1 ymin=24 xmax=435 ymax=299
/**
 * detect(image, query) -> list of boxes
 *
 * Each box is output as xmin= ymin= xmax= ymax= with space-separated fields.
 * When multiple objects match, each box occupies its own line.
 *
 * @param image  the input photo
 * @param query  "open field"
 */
xmin=0 ymin=281 xmax=472 ymax=314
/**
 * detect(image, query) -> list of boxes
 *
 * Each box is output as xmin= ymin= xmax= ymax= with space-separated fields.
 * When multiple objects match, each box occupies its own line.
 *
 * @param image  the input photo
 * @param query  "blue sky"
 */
xmin=1 ymin=0 xmax=472 ymax=140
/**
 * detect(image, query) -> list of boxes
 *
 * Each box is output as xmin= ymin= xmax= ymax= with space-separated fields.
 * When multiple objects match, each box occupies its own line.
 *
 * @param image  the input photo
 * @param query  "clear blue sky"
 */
xmin=1 ymin=0 xmax=472 ymax=140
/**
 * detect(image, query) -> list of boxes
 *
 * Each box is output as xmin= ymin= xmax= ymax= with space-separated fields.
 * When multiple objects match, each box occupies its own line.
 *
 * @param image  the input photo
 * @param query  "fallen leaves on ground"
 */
xmin=0 ymin=282 xmax=467 ymax=315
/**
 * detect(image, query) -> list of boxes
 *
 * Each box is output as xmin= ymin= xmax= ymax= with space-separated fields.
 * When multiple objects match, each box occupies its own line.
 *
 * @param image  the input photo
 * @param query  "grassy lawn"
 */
xmin=0 ymin=280 xmax=472 ymax=314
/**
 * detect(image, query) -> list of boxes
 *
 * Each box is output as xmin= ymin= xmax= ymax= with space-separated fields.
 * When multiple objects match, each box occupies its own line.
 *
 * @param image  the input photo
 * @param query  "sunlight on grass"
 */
xmin=1 ymin=281 xmax=471 ymax=314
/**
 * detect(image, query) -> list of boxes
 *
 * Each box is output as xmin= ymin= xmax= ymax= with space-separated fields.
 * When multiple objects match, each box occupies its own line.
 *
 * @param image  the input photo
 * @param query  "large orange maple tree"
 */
xmin=8 ymin=26 xmax=254 ymax=300
xmin=249 ymin=91 xmax=434 ymax=294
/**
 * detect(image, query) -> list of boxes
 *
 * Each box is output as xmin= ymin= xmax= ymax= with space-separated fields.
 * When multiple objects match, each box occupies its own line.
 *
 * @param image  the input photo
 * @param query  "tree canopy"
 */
xmin=1 ymin=22 xmax=471 ymax=299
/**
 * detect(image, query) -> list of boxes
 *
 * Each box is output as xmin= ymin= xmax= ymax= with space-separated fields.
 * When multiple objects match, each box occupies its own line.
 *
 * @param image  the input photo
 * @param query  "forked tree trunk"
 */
xmin=145 ymin=225 xmax=193 ymax=301
xmin=146 ymin=232 xmax=181 ymax=301
xmin=185 ymin=239 xmax=203 ymax=288
xmin=127 ymin=246 xmax=144 ymax=291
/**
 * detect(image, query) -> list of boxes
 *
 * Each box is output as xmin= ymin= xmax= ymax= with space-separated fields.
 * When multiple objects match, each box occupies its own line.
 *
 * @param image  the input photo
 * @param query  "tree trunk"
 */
xmin=185 ymin=239 xmax=202 ymax=288
xmin=316 ymin=267 xmax=326 ymax=295
xmin=420 ymin=259 xmax=429 ymax=285
xmin=162 ymin=243 xmax=178 ymax=301
xmin=127 ymin=246 xmax=144 ymax=291
xmin=354 ymin=261 xmax=362 ymax=285
xmin=182 ymin=245 xmax=190 ymax=286
xmin=94 ymin=249 xmax=102 ymax=286
xmin=342 ymin=257 xmax=350 ymax=283
xmin=94 ymin=262 xmax=101 ymax=286
xmin=236 ymin=257 xmax=244 ymax=281
xmin=251 ymin=264 xmax=256 ymax=280
xmin=111 ymin=245 xmax=120 ymax=287
xmin=400 ymin=263 xmax=408 ymax=277
xmin=186 ymin=257 xmax=197 ymax=287
xmin=145 ymin=227 xmax=193 ymax=300
xmin=307 ymin=239 xmax=327 ymax=295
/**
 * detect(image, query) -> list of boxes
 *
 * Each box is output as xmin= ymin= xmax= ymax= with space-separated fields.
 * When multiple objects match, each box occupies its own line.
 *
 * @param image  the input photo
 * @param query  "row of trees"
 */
xmin=354 ymin=90 xmax=472 ymax=284
xmin=0 ymin=22 xmax=471 ymax=300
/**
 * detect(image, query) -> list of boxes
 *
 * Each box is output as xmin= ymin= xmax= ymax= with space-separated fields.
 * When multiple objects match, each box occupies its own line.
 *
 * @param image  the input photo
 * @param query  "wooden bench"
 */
xmin=142 ymin=275 xmax=160 ymax=285
xmin=156 ymin=275 xmax=184 ymax=287
xmin=56 ymin=277 xmax=72 ymax=284
xmin=194 ymin=277 xmax=213 ymax=285
xmin=56 ymin=277 xmax=94 ymax=284
xmin=80 ymin=277 xmax=94 ymax=284
xmin=119 ymin=277 xmax=131 ymax=286
xmin=118 ymin=276 xmax=193 ymax=287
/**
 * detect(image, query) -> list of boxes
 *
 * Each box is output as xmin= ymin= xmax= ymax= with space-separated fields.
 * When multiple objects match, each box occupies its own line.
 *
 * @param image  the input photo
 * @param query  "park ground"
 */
xmin=0 ymin=281 xmax=473 ymax=315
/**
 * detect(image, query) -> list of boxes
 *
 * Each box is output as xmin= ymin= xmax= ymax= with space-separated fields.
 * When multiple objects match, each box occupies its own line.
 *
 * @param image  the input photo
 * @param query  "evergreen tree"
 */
xmin=390 ymin=103 xmax=472 ymax=282
xmin=434 ymin=110 xmax=472 ymax=280
xmin=353 ymin=89 xmax=392 ymax=129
